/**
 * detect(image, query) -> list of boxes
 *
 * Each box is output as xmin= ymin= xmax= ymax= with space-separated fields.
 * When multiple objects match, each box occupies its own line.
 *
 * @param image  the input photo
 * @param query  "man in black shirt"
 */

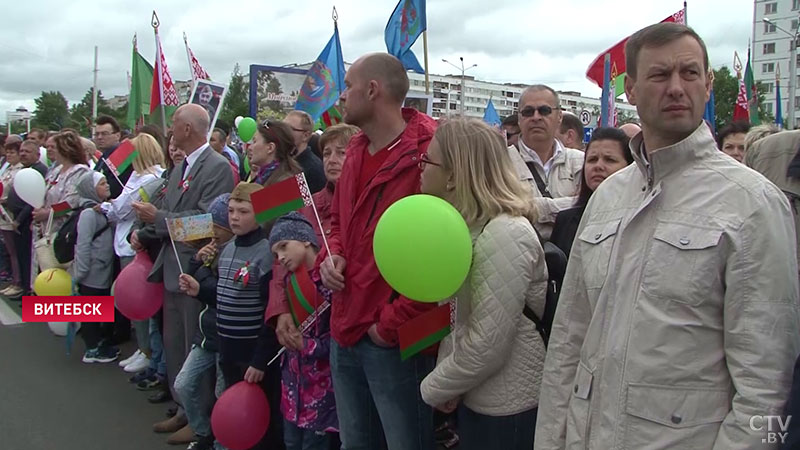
xmin=93 ymin=115 xmax=133 ymax=198
xmin=284 ymin=110 xmax=326 ymax=193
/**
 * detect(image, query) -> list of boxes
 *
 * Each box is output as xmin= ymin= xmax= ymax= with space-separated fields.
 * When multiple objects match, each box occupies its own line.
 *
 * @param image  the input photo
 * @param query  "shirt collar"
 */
xmin=630 ymin=123 xmax=716 ymax=187
xmin=519 ymin=138 xmax=563 ymax=166
xmin=184 ymin=144 xmax=209 ymax=173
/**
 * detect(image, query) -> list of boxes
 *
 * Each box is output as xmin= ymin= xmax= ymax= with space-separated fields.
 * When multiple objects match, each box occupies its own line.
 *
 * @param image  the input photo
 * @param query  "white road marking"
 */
xmin=0 ymin=298 xmax=22 ymax=325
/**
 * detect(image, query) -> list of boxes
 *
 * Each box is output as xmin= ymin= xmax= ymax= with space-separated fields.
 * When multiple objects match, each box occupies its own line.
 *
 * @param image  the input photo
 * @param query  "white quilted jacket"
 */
xmin=420 ymin=214 xmax=548 ymax=416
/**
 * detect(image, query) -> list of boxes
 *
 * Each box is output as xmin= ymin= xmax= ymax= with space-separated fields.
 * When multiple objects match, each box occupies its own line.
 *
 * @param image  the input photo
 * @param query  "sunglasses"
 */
xmin=418 ymin=154 xmax=442 ymax=170
xmin=520 ymin=105 xmax=558 ymax=118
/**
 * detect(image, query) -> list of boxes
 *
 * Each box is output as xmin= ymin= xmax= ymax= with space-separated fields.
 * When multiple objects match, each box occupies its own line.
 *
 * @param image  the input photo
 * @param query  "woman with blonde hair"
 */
xmin=418 ymin=118 xmax=548 ymax=450
xmin=100 ymin=132 xmax=165 ymax=373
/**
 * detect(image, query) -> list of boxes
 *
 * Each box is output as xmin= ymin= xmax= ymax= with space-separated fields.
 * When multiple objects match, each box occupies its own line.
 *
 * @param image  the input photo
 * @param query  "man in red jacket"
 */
xmin=320 ymin=53 xmax=437 ymax=450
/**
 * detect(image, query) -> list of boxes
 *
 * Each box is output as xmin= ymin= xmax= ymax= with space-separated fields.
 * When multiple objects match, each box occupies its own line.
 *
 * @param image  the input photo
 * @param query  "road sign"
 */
xmin=583 ymin=127 xmax=593 ymax=144
xmin=579 ymin=109 xmax=592 ymax=126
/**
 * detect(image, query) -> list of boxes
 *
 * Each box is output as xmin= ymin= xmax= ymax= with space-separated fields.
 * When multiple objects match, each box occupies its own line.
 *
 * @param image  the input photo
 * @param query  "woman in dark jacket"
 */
xmin=550 ymin=127 xmax=633 ymax=258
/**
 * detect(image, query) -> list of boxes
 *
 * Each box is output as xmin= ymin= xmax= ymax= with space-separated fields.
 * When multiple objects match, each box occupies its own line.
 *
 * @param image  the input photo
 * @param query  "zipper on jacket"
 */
xmin=199 ymin=304 xmax=207 ymax=348
xmin=364 ymin=185 xmax=387 ymax=230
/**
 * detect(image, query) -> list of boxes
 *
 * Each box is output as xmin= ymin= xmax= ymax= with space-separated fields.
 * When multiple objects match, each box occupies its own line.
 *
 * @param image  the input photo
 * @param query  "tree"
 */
xmin=31 ymin=91 xmax=70 ymax=131
xmin=218 ymin=64 xmax=249 ymax=131
xmin=713 ymin=66 xmax=773 ymax=130
xmin=68 ymin=88 xmax=126 ymax=136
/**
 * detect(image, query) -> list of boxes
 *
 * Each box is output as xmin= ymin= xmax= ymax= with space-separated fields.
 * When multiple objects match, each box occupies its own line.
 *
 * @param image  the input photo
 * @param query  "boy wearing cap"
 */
xmin=206 ymin=182 xmax=282 ymax=449
xmin=177 ymin=193 xmax=235 ymax=450
xmin=269 ymin=212 xmax=337 ymax=450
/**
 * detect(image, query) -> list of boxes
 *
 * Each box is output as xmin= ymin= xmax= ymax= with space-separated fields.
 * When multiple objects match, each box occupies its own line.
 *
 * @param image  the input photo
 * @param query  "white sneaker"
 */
xmin=119 ymin=349 xmax=142 ymax=367
xmin=124 ymin=354 xmax=151 ymax=373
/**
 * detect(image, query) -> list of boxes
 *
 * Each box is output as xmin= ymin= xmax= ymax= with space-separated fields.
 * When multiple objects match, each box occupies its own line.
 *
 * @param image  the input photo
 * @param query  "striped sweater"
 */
xmin=216 ymin=227 xmax=278 ymax=370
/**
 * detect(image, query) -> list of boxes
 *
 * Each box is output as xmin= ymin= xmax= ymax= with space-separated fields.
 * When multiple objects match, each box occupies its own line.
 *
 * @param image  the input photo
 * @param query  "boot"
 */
xmin=153 ymin=413 xmax=187 ymax=433
xmin=166 ymin=424 xmax=195 ymax=445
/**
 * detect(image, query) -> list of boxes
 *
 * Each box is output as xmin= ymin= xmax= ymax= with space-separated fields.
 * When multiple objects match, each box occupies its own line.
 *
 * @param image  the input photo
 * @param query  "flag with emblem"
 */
xmin=184 ymin=32 xmax=210 ymax=83
xmin=398 ymin=301 xmax=453 ymax=360
xmin=295 ymin=22 xmax=346 ymax=123
xmin=286 ymin=268 xmax=319 ymax=327
xmin=51 ymin=201 xmax=72 ymax=218
xmin=250 ymin=173 xmax=313 ymax=224
xmin=385 ymin=0 xmax=427 ymax=73
xmin=149 ymin=13 xmax=179 ymax=129
xmin=106 ymin=140 xmax=138 ymax=176
xmin=316 ymin=105 xmax=343 ymax=131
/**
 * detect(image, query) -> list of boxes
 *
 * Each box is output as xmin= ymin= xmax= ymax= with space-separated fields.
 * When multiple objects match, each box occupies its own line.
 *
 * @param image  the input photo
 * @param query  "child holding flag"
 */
xmin=268 ymin=212 xmax=337 ymax=450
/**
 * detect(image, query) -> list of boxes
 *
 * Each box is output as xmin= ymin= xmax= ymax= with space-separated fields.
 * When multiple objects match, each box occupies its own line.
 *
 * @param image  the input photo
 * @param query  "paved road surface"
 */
xmin=0 ymin=296 xmax=175 ymax=450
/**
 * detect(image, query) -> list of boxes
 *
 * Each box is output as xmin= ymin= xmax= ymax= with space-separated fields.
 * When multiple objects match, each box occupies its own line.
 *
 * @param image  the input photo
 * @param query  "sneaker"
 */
xmin=124 ymin=354 xmax=151 ymax=373
xmin=186 ymin=435 xmax=214 ymax=450
xmin=3 ymin=285 xmax=23 ymax=298
xmin=119 ymin=349 xmax=143 ymax=367
xmin=82 ymin=346 xmax=120 ymax=363
xmin=137 ymin=374 xmax=164 ymax=391
xmin=129 ymin=367 xmax=156 ymax=384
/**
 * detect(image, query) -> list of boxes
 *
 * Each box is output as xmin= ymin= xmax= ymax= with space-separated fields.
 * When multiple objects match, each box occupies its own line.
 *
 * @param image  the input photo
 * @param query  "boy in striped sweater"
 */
xmin=215 ymin=182 xmax=283 ymax=449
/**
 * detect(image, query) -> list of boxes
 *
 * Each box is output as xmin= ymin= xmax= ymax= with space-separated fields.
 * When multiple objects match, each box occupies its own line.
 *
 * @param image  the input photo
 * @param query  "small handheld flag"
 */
xmin=250 ymin=174 xmax=313 ymax=225
xmin=398 ymin=301 xmax=453 ymax=360
xmin=286 ymin=268 xmax=319 ymax=327
xmin=165 ymin=213 xmax=215 ymax=242
xmin=106 ymin=140 xmax=138 ymax=176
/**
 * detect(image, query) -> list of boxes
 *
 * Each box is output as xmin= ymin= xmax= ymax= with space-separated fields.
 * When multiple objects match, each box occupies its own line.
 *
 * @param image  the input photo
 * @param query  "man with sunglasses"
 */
xmin=513 ymin=85 xmax=584 ymax=239
xmin=501 ymin=114 xmax=521 ymax=149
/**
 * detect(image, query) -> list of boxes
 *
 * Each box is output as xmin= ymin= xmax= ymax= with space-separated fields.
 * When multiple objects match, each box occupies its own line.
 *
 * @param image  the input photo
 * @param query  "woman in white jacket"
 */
xmin=100 ymin=132 xmax=165 ymax=373
xmin=419 ymin=118 xmax=548 ymax=450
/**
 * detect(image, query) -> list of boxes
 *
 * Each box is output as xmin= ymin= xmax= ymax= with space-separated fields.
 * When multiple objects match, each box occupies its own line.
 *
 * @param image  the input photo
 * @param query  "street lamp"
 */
xmin=764 ymin=17 xmax=800 ymax=129
xmin=442 ymin=57 xmax=477 ymax=116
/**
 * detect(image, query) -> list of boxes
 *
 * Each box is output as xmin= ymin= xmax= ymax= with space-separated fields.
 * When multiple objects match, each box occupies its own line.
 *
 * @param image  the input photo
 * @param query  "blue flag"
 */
xmin=776 ymin=79 xmax=784 ymax=128
xmin=295 ymin=24 xmax=346 ymax=123
xmin=483 ymin=99 xmax=501 ymax=127
xmin=703 ymin=89 xmax=716 ymax=134
xmin=385 ymin=0 xmax=427 ymax=74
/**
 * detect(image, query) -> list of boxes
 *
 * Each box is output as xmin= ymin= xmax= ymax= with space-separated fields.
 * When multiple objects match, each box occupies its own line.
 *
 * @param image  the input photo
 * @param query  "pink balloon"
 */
xmin=114 ymin=252 xmax=163 ymax=320
xmin=212 ymin=381 xmax=271 ymax=450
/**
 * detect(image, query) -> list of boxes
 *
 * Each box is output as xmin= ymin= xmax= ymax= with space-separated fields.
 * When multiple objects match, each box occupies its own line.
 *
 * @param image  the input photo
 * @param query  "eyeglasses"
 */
xmin=519 ymin=105 xmax=558 ymax=118
xmin=418 ymin=154 xmax=442 ymax=170
xmin=506 ymin=130 xmax=520 ymax=138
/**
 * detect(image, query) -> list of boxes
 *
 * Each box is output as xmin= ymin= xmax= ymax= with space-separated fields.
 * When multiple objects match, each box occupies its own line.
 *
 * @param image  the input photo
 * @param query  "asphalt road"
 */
xmin=0 ymin=296 xmax=175 ymax=450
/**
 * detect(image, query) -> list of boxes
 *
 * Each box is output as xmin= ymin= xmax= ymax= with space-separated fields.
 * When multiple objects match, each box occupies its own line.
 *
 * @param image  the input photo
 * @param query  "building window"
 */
xmin=794 ymin=0 xmax=800 ymax=10
xmin=766 ymin=2 xmax=778 ymax=14
xmin=793 ymin=19 xmax=800 ymax=31
xmin=765 ymin=82 xmax=775 ymax=93
xmin=763 ymin=62 xmax=776 ymax=73
xmin=765 ymin=21 xmax=777 ymax=33
xmin=766 ymin=103 xmax=773 ymax=114
xmin=764 ymin=42 xmax=776 ymax=54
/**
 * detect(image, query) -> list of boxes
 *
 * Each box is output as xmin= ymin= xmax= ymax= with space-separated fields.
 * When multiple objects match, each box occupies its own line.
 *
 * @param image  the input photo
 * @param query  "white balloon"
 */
xmin=14 ymin=168 xmax=46 ymax=208
xmin=234 ymin=116 xmax=244 ymax=127
xmin=47 ymin=322 xmax=80 ymax=337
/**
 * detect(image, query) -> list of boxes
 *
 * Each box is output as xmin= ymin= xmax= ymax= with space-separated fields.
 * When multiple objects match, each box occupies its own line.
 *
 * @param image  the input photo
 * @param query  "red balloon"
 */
xmin=212 ymin=381 xmax=271 ymax=450
xmin=114 ymin=252 xmax=163 ymax=320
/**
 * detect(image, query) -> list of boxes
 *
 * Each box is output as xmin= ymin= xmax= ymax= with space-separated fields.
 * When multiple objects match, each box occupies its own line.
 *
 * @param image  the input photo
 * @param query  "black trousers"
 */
xmin=220 ymin=359 xmax=285 ymax=450
xmin=110 ymin=255 xmax=131 ymax=344
xmin=13 ymin=224 xmax=31 ymax=295
xmin=78 ymin=285 xmax=112 ymax=350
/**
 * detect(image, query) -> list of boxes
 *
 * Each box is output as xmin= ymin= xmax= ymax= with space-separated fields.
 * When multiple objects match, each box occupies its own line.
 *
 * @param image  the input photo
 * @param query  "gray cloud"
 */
xmin=0 ymin=0 xmax=753 ymax=125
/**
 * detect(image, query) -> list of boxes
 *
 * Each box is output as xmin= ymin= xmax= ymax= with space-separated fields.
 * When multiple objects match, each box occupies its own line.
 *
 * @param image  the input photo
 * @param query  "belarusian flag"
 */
xmin=586 ymin=8 xmax=685 ymax=97
xmin=107 ymin=140 xmax=138 ymax=175
xmin=51 ymin=201 xmax=72 ymax=218
xmin=316 ymin=105 xmax=343 ymax=131
xmin=398 ymin=302 xmax=452 ymax=360
xmin=149 ymin=21 xmax=179 ymax=129
xmin=286 ymin=268 xmax=318 ymax=327
xmin=126 ymin=34 xmax=154 ymax=131
xmin=250 ymin=173 xmax=313 ymax=224
xmin=744 ymin=45 xmax=761 ymax=125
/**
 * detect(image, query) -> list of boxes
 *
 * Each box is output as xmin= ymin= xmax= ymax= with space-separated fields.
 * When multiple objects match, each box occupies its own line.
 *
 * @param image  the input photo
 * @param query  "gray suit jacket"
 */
xmin=147 ymin=145 xmax=235 ymax=291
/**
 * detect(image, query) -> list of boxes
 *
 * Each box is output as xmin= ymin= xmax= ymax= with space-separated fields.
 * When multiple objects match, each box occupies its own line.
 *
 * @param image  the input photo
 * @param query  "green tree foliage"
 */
xmin=31 ymin=91 xmax=70 ymax=131
xmin=218 ymin=64 xmax=249 ymax=131
xmin=713 ymin=66 xmax=773 ymax=130
xmin=69 ymin=89 xmax=126 ymax=136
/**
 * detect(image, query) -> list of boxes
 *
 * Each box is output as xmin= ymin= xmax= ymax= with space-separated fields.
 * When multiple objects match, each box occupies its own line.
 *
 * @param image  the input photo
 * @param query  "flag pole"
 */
xmin=601 ymin=53 xmax=611 ymax=127
xmin=183 ymin=32 xmax=196 ymax=92
xmin=684 ymin=1 xmax=688 ymax=25
xmin=152 ymin=11 xmax=168 ymax=137
xmin=164 ymin=218 xmax=185 ymax=274
xmin=423 ymin=31 xmax=430 ymax=95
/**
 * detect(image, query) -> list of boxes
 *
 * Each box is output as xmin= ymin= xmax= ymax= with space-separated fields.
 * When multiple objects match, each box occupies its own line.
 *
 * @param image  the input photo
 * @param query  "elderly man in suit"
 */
xmin=131 ymin=104 xmax=234 ymax=441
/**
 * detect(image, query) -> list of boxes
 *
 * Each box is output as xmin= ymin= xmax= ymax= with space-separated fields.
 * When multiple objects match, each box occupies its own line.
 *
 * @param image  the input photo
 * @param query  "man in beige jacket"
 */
xmin=535 ymin=22 xmax=800 ymax=449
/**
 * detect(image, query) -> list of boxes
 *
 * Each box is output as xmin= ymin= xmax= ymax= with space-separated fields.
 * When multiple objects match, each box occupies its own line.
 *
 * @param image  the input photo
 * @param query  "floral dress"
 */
xmin=280 ymin=275 xmax=338 ymax=432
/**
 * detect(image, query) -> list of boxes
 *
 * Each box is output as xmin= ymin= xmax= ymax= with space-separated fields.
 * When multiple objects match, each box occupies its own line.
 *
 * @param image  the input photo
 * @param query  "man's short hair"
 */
xmin=502 ymin=114 xmax=519 ymax=128
xmin=560 ymin=112 xmax=584 ymax=137
xmin=20 ymin=139 xmax=39 ymax=152
xmin=359 ymin=53 xmax=410 ymax=104
xmin=287 ymin=111 xmax=314 ymax=132
xmin=28 ymin=128 xmax=45 ymax=141
xmin=625 ymin=22 xmax=709 ymax=80
xmin=520 ymin=84 xmax=560 ymax=107
xmin=96 ymin=115 xmax=120 ymax=133
xmin=212 ymin=127 xmax=227 ymax=141
xmin=716 ymin=121 xmax=751 ymax=150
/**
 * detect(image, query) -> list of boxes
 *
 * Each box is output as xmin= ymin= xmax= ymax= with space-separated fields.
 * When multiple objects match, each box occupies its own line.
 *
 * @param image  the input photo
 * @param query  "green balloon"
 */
xmin=238 ymin=117 xmax=257 ymax=142
xmin=373 ymin=195 xmax=473 ymax=303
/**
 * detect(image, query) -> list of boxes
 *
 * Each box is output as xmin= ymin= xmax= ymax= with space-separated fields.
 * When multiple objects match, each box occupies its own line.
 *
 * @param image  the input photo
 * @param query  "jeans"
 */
xmin=174 ymin=345 xmax=226 ymax=438
xmin=148 ymin=317 xmax=167 ymax=377
xmin=456 ymin=405 xmax=537 ymax=450
xmin=330 ymin=337 xmax=434 ymax=450
xmin=283 ymin=420 xmax=331 ymax=450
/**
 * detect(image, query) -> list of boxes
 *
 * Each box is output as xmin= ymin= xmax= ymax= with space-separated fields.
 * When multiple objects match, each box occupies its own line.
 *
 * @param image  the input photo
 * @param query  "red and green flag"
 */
xmin=107 ymin=140 xmax=138 ymax=175
xmin=315 ymin=105 xmax=343 ymax=131
xmin=126 ymin=34 xmax=154 ymax=131
xmin=398 ymin=302 xmax=453 ymax=360
xmin=286 ymin=268 xmax=319 ymax=327
xmin=250 ymin=173 xmax=313 ymax=224
xmin=51 ymin=201 xmax=72 ymax=218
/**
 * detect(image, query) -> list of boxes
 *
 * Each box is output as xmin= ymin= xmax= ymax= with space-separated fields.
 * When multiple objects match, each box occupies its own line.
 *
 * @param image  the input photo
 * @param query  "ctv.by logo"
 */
xmin=750 ymin=415 xmax=791 ymax=444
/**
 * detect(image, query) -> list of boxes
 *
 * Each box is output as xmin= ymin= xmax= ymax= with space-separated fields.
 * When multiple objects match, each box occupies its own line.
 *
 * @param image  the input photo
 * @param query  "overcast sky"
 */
xmin=0 ymin=0 xmax=755 ymax=121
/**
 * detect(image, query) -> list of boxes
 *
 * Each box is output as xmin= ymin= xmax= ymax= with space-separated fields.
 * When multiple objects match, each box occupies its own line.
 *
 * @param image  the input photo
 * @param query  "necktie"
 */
xmin=181 ymin=160 xmax=189 ymax=179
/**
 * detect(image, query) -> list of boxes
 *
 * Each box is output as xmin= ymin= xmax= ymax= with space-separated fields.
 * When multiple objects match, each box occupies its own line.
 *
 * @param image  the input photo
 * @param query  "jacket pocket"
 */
xmin=624 ymin=383 xmax=729 ymax=448
xmin=642 ymin=222 xmax=723 ymax=306
xmin=576 ymin=219 xmax=621 ymax=289
xmin=566 ymin=362 xmax=594 ymax=444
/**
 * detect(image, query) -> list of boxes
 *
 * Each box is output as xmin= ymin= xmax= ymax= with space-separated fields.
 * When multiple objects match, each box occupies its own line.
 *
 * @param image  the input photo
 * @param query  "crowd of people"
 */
xmin=2 ymin=21 xmax=800 ymax=450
